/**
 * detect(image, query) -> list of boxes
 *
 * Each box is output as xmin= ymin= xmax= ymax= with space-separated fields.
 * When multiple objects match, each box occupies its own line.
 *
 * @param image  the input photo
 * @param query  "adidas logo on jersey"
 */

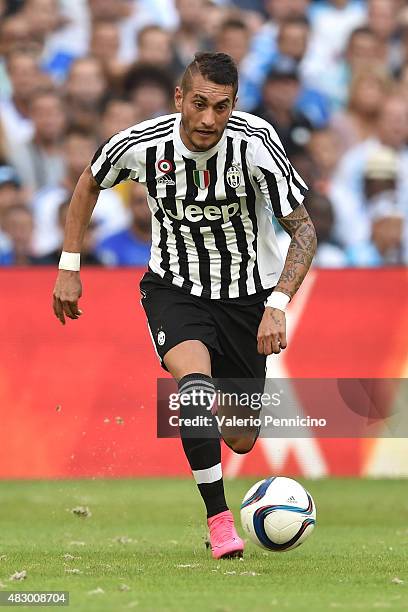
xmin=157 ymin=174 xmax=176 ymax=186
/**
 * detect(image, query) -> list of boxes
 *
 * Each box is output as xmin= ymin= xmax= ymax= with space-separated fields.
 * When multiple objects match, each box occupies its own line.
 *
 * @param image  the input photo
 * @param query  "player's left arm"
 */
xmin=248 ymin=122 xmax=317 ymax=355
xmin=257 ymin=204 xmax=317 ymax=355
xmin=275 ymin=204 xmax=317 ymax=298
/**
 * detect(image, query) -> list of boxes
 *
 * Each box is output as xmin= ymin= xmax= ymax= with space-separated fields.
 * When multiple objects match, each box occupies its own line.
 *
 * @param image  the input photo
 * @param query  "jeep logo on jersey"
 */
xmin=226 ymin=165 xmax=241 ymax=188
xmin=193 ymin=169 xmax=210 ymax=189
xmin=165 ymin=200 xmax=240 ymax=224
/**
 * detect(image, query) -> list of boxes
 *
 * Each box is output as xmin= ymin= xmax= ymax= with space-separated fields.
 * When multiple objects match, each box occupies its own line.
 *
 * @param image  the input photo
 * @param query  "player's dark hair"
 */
xmin=181 ymin=52 xmax=238 ymax=98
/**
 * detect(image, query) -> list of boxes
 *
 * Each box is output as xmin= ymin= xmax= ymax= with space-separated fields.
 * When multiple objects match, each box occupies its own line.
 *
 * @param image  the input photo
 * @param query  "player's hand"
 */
xmin=257 ymin=307 xmax=287 ymax=355
xmin=52 ymin=270 xmax=83 ymax=326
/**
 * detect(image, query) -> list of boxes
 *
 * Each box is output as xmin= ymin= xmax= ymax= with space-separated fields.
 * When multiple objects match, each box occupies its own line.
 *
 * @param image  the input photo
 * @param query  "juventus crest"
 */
xmin=226 ymin=165 xmax=242 ymax=188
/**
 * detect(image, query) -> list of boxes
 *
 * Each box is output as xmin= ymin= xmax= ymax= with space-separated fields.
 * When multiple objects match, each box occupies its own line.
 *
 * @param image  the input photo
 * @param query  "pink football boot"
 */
xmin=207 ymin=510 xmax=244 ymax=559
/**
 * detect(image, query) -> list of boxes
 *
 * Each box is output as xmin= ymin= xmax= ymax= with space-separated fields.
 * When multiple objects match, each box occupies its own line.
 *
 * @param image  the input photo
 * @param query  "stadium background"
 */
xmin=1 ymin=0 xmax=408 ymax=479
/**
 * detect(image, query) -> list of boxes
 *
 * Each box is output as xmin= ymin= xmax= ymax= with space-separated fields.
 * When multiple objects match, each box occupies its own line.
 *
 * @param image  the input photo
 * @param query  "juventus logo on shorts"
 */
xmin=226 ymin=165 xmax=242 ymax=188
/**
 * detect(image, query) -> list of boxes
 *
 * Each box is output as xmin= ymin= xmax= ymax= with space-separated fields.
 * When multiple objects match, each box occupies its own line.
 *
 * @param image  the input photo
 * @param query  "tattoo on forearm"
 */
xmin=275 ymin=204 xmax=317 ymax=298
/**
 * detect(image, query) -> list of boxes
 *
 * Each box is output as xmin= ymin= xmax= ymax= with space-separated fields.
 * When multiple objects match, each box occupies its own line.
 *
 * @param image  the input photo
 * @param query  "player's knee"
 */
xmin=224 ymin=435 xmax=257 ymax=454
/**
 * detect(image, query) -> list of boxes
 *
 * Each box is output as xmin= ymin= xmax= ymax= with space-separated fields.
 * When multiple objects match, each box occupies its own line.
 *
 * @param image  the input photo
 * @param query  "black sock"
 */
xmin=178 ymin=373 xmax=228 ymax=519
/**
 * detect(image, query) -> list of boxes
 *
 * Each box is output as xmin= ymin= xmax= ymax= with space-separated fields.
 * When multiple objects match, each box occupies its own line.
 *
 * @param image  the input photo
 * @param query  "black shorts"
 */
xmin=140 ymin=270 xmax=271 ymax=379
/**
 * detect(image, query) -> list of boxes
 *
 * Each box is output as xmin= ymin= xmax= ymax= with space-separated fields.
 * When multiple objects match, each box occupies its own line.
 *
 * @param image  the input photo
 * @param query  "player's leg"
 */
xmin=164 ymin=341 xmax=228 ymax=519
xmin=164 ymin=341 xmax=244 ymax=558
xmin=211 ymin=299 xmax=267 ymax=454
xmin=214 ymin=389 xmax=262 ymax=454
xmin=163 ymin=339 xmax=211 ymax=379
xmin=140 ymin=275 xmax=243 ymax=558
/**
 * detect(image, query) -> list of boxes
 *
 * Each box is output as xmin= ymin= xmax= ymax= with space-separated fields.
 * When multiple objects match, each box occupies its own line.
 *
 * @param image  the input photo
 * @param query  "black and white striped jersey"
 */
xmin=90 ymin=111 xmax=307 ymax=299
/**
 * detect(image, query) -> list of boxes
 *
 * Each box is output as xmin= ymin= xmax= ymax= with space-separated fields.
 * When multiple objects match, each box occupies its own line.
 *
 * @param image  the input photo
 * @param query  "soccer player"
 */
xmin=52 ymin=53 xmax=317 ymax=559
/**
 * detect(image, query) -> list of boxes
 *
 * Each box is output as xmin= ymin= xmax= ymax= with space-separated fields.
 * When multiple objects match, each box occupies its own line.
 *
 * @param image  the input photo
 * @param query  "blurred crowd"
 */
xmin=1 ymin=0 xmax=408 ymax=268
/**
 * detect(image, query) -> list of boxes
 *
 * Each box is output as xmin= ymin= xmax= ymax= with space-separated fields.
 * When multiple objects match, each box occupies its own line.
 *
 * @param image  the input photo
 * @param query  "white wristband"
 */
xmin=59 ymin=251 xmax=81 ymax=271
xmin=266 ymin=291 xmax=290 ymax=312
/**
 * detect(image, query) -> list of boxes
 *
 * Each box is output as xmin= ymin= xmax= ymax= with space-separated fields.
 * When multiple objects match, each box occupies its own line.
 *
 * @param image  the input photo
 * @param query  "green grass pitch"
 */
xmin=0 ymin=478 xmax=407 ymax=611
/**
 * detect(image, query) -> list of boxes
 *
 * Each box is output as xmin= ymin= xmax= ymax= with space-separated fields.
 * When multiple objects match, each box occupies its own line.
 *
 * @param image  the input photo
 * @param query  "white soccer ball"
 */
xmin=240 ymin=477 xmax=316 ymax=552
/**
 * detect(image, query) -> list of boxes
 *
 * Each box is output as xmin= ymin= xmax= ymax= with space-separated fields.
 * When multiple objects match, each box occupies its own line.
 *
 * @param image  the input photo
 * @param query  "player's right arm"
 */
xmin=52 ymin=124 xmax=141 ymax=325
xmin=52 ymin=166 xmax=101 ymax=325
